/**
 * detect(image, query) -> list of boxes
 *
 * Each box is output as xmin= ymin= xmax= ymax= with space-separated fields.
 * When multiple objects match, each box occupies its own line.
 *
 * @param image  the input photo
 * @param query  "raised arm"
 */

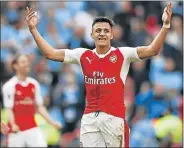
xmin=26 ymin=7 xmax=65 ymax=62
xmin=137 ymin=2 xmax=172 ymax=59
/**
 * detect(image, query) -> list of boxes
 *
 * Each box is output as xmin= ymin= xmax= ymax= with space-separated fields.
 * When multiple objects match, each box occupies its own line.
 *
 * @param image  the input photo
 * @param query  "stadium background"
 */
xmin=0 ymin=1 xmax=183 ymax=147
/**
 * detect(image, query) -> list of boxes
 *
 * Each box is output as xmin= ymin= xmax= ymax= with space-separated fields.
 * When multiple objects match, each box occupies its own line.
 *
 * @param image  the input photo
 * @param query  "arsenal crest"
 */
xmin=109 ymin=55 xmax=117 ymax=63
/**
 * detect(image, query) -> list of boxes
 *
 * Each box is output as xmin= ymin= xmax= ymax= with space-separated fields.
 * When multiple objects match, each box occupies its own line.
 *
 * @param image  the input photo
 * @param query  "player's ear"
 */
xmin=110 ymin=32 xmax=113 ymax=39
xmin=111 ymin=34 xmax=113 ymax=39
xmin=12 ymin=64 xmax=18 ymax=72
xmin=91 ymin=27 xmax=95 ymax=39
xmin=110 ymin=28 xmax=113 ymax=39
xmin=91 ymin=32 xmax=94 ymax=39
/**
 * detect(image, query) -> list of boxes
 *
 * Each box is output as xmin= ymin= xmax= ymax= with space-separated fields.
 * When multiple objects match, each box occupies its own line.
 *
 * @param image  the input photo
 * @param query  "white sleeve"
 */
xmin=64 ymin=48 xmax=88 ymax=64
xmin=2 ymin=83 xmax=15 ymax=108
xmin=34 ymin=80 xmax=43 ymax=105
xmin=119 ymin=47 xmax=142 ymax=62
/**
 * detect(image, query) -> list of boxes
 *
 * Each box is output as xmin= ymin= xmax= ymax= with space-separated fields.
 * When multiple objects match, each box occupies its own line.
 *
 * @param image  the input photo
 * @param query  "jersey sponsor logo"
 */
xmin=86 ymin=57 xmax=93 ymax=64
xmin=85 ymin=76 xmax=116 ymax=84
xmin=109 ymin=55 xmax=117 ymax=63
xmin=15 ymin=97 xmax=34 ymax=105
xmin=84 ymin=71 xmax=116 ymax=85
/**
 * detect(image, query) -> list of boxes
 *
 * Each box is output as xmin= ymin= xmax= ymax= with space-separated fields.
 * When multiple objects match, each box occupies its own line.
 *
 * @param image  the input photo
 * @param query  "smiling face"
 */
xmin=91 ymin=22 xmax=113 ymax=47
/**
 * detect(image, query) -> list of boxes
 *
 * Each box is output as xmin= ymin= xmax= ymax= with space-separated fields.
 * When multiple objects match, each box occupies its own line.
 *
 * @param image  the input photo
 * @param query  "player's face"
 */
xmin=16 ymin=55 xmax=30 ymax=75
xmin=91 ymin=22 xmax=113 ymax=46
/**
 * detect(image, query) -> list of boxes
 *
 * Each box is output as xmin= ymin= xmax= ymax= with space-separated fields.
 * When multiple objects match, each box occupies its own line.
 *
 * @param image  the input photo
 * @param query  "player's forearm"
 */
xmin=30 ymin=28 xmax=55 ymax=59
xmin=148 ymin=26 xmax=169 ymax=55
xmin=37 ymin=105 xmax=54 ymax=125
xmin=6 ymin=109 xmax=16 ymax=126
xmin=137 ymin=26 xmax=169 ymax=59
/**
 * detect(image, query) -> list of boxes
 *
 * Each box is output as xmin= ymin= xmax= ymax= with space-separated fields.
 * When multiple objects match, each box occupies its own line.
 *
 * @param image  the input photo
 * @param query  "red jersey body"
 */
xmin=2 ymin=76 xmax=43 ymax=132
xmin=81 ymin=49 xmax=125 ymax=118
xmin=64 ymin=47 xmax=142 ymax=119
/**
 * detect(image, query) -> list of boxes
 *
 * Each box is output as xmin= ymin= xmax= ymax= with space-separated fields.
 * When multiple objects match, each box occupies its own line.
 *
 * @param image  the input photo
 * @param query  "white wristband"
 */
xmin=163 ymin=23 xmax=170 ymax=28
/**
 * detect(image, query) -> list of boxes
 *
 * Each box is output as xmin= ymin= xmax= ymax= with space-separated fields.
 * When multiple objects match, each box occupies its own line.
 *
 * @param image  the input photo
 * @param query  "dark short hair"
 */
xmin=92 ymin=17 xmax=115 ymax=28
xmin=12 ymin=55 xmax=21 ymax=66
xmin=11 ymin=54 xmax=29 ymax=71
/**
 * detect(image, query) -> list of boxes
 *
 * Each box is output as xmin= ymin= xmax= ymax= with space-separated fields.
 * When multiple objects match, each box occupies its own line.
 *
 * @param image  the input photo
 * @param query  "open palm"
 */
xmin=162 ymin=2 xmax=172 ymax=25
xmin=26 ymin=7 xmax=38 ymax=30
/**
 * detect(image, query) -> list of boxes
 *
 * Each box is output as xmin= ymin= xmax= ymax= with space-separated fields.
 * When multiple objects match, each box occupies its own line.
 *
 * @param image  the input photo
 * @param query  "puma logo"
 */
xmin=86 ymin=57 xmax=93 ymax=64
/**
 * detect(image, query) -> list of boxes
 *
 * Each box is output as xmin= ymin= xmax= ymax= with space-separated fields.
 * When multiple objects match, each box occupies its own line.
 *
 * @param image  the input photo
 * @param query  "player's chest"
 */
xmin=14 ymin=83 xmax=35 ymax=106
xmin=80 ymin=51 xmax=124 ymax=77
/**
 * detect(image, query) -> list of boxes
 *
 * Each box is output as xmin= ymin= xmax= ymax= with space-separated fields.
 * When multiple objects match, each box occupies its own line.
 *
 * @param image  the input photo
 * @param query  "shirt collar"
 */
xmin=93 ymin=47 xmax=115 ymax=58
xmin=14 ymin=76 xmax=29 ymax=87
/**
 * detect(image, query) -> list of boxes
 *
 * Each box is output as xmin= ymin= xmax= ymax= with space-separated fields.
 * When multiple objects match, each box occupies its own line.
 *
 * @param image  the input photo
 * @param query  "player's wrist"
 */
xmin=29 ymin=27 xmax=37 ymax=32
xmin=163 ymin=22 xmax=170 ymax=29
xmin=11 ymin=123 xmax=19 ymax=132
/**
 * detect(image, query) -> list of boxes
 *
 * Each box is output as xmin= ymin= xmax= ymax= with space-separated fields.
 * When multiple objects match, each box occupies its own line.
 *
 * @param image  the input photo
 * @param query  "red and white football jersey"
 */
xmin=64 ymin=47 xmax=142 ymax=119
xmin=2 ymin=76 xmax=43 ymax=132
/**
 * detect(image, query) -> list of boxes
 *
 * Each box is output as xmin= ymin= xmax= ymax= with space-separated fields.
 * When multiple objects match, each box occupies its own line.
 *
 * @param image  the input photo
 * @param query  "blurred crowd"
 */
xmin=0 ymin=1 xmax=183 ymax=148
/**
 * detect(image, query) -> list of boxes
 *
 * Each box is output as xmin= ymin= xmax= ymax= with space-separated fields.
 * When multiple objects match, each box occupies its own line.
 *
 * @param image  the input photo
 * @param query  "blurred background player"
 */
xmin=25 ymin=2 xmax=174 ymax=147
xmin=2 ymin=55 xmax=62 ymax=147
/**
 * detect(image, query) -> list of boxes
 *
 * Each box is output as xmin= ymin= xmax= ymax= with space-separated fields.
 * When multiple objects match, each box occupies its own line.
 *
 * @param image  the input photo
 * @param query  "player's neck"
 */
xmin=16 ymin=73 xmax=27 ymax=81
xmin=96 ymin=44 xmax=111 ymax=54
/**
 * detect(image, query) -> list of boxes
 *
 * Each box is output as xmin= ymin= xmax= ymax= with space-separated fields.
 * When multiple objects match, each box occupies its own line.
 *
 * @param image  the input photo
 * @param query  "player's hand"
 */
xmin=26 ymin=7 xmax=38 ymax=31
xmin=12 ymin=124 xmax=20 ymax=133
xmin=1 ymin=122 xmax=9 ymax=135
xmin=162 ymin=2 xmax=172 ymax=25
xmin=51 ymin=121 xmax=63 ymax=130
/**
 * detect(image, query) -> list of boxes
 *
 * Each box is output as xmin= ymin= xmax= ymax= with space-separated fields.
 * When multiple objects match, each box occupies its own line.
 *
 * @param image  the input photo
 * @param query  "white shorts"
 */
xmin=80 ymin=112 xmax=130 ymax=147
xmin=7 ymin=127 xmax=47 ymax=147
